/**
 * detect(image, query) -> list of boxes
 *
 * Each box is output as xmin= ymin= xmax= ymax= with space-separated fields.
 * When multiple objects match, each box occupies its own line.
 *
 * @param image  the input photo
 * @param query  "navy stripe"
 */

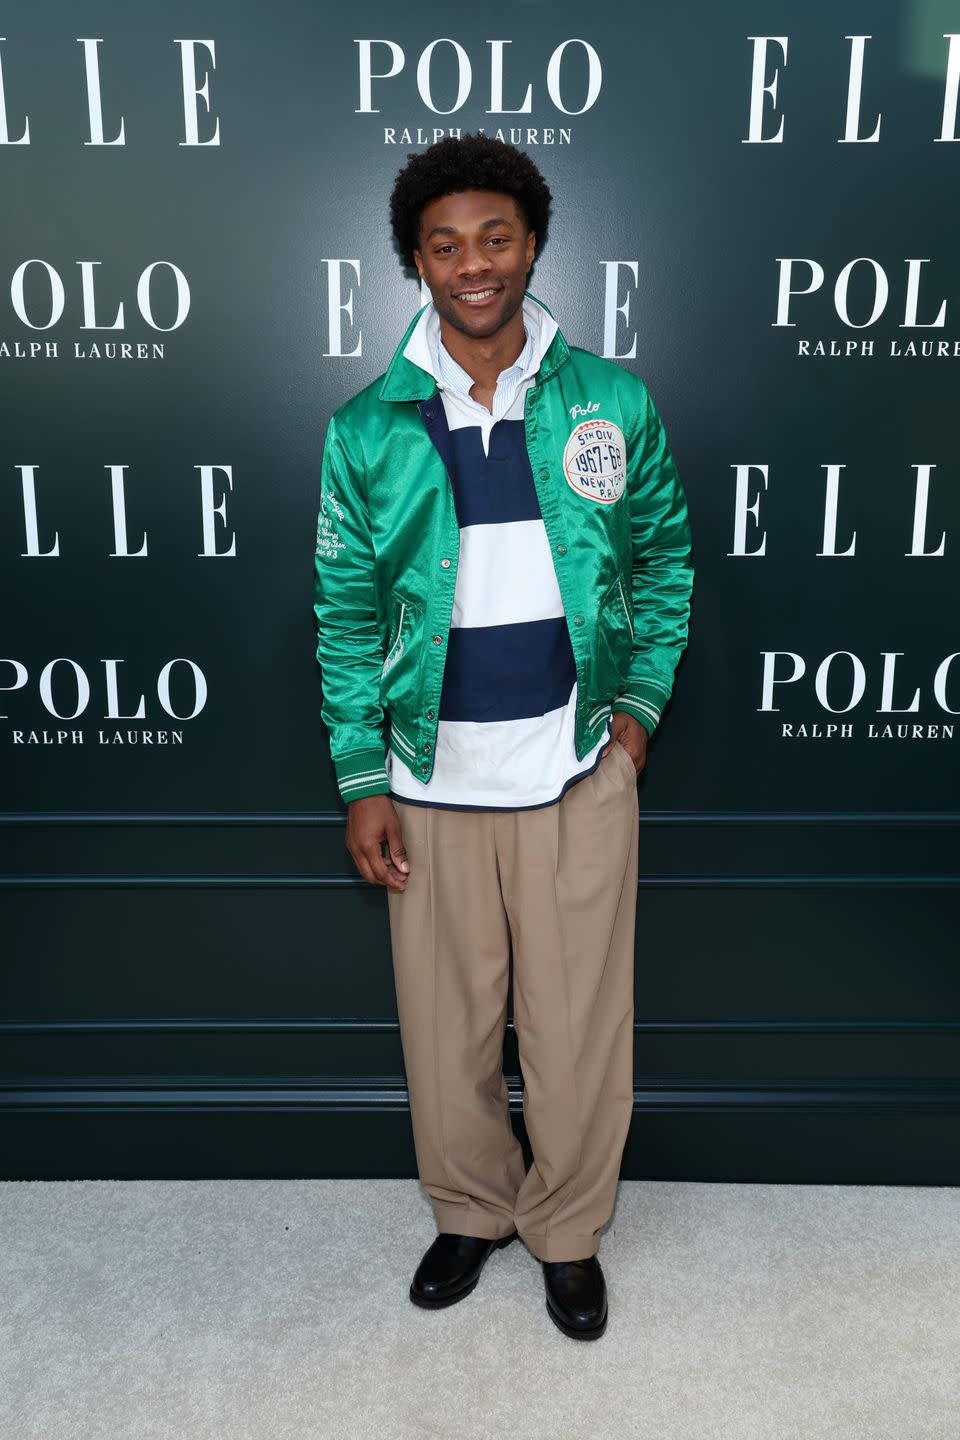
xmin=418 ymin=398 xmax=541 ymax=527
xmin=438 ymin=617 xmax=576 ymax=722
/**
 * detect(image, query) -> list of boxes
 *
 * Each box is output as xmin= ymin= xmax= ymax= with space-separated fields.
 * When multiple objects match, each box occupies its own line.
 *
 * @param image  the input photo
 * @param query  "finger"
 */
xmin=381 ymin=849 xmax=409 ymax=885
xmin=366 ymin=841 xmax=407 ymax=891
xmin=384 ymin=817 xmax=410 ymax=874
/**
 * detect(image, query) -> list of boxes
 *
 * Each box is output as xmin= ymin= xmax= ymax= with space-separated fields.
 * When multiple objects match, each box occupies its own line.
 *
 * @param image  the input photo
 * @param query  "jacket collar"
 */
xmin=377 ymin=289 xmax=570 ymax=403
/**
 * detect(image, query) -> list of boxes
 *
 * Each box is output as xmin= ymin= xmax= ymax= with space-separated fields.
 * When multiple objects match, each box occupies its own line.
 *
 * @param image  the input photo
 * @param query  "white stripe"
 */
xmin=620 ymin=700 xmax=660 ymax=726
xmin=439 ymin=376 xmax=532 ymax=447
xmin=621 ymin=696 xmax=660 ymax=719
xmin=340 ymin=770 xmax=388 ymax=791
xmin=452 ymin=520 xmax=564 ymax=629
xmin=387 ymin=683 xmax=609 ymax=809
xmin=618 ymin=693 xmax=662 ymax=721
xmin=390 ymin=727 xmax=417 ymax=760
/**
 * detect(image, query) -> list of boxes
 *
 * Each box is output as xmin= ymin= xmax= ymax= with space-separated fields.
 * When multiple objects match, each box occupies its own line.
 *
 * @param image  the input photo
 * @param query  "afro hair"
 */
xmin=389 ymin=132 xmax=552 ymax=270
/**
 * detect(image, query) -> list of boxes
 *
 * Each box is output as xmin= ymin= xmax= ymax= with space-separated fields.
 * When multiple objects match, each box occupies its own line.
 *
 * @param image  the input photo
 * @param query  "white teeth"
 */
xmin=457 ymin=288 xmax=498 ymax=301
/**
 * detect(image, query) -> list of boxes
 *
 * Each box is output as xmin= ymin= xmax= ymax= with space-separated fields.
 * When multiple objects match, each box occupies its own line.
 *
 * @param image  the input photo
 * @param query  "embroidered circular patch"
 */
xmin=562 ymin=419 xmax=627 ymax=504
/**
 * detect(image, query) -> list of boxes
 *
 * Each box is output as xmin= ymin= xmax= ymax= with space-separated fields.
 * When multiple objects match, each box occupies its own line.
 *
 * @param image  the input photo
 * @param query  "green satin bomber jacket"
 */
xmin=313 ymin=291 xmax=694 ymax=804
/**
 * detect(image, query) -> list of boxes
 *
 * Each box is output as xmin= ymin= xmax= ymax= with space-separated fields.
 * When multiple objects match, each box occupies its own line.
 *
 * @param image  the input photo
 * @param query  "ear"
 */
xmin=525 ymin=229 xmax=536 ymax=271
xmin=412 ymin=248 xmax=424 ymax=280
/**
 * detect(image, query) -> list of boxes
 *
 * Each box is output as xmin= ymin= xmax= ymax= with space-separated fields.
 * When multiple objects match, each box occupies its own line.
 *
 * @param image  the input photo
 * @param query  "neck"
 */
xmin=437 ymin=304 xmax=527 ymax=389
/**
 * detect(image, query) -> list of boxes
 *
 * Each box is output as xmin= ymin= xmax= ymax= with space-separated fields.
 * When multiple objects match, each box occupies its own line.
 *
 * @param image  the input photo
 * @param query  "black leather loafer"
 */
xmin=542 ymin=1256 xmax=608 ymax=1339
xmin=409 ymin=1231 xmax=517 ymax=1308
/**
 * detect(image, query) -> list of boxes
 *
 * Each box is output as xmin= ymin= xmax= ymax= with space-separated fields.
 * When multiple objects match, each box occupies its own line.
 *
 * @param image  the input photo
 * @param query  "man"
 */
xmin=313 ymin=134 xmax=693 ymax=1340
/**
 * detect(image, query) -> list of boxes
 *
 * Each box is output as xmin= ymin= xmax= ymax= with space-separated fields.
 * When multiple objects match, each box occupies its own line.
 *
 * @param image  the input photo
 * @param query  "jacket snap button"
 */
xmin=574 ymin=614 xmax=584 ymax=626
xmin=440 ymin=558 xmax=450 ymax=568
xmin=423 ymin=743 xmax=431 ymax=754
xmin=426 ymin=709 xmax=435 ymax=720
xmin=556 ymin=544 xmax=567 ymax=555
xmin=539 ymin=467 xmax=549 ymax=480
xmin=432 ymin=634 xmax=442 ymax=645
xmin=421 ymin=764 xmax=429 ymax=774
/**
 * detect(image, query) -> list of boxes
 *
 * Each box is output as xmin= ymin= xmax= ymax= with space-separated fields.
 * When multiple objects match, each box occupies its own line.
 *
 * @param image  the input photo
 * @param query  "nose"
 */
xmin=457 ymin=240 xmax=492 ymax=280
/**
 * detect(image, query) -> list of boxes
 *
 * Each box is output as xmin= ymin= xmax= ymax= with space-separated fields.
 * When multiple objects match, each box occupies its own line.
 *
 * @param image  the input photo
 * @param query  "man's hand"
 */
xmin=345 ymin=794 xmax=410 ymax=891
xmin=601 ymin=711 xmax=649 ymax=776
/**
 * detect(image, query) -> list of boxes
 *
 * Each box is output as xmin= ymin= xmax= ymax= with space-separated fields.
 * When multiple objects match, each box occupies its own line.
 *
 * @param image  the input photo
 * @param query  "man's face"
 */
xmin=413 ymin=189 xmax=536 ymax=341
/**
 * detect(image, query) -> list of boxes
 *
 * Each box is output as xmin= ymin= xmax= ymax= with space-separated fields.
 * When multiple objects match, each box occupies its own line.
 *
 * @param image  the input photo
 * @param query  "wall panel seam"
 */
xmin=1 ymin=873 xmax=958 ymax=888
xmin=2 ymin=810 xmax=960 ymax=826
xmin=3 ymin=1083 xmax=959 ymax=1113
xmin=3 ymin=1018 xmax=959 ymax=1035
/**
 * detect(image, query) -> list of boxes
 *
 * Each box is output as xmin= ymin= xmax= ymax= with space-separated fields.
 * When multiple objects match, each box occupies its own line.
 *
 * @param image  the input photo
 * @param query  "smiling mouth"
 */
xmin=453 ymin=287 xmax=502 ymax=305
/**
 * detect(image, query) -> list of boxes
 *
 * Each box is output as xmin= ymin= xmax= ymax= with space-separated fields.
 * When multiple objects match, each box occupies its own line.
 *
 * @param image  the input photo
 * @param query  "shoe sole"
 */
xmin=409 ymin=1232 xmax=516 ymax=1309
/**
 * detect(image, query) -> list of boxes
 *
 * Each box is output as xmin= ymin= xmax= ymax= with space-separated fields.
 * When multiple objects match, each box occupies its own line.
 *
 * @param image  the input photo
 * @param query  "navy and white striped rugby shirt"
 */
xmin=386 ymin=294 xmax=610 ymax=810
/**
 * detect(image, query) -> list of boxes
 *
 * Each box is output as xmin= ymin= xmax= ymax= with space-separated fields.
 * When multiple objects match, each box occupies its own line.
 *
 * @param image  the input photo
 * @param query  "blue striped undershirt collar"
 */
xmin=434 ymin=318 xmax=536 ymax=422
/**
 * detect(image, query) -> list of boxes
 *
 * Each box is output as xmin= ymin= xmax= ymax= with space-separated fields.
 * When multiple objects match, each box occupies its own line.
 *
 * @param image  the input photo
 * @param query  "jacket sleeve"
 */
xmin=313 ymin=411 xmax=392 ymax=802
xmin=614 ymin=378 xmax=694 ymax=738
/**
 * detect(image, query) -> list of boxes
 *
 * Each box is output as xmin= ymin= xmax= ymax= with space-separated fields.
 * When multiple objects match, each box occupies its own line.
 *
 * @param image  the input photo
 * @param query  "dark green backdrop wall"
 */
xmin=2 ymin=2 xmax=958 ymax=1181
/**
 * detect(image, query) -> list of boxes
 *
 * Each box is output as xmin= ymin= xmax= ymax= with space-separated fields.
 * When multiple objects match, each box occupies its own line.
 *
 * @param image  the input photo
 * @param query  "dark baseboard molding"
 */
xmin=4 ymin=1083 xmax=958 ymax=1183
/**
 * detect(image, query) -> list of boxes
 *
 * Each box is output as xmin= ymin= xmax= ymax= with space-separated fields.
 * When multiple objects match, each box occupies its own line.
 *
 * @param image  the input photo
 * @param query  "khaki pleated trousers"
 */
xmin=386 ymin=737 xmax=640 ymax=1263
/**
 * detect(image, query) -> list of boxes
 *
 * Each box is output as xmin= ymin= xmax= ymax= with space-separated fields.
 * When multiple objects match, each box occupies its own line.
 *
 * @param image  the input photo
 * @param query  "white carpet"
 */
xmin=1 ymin=1178 xmax=957 ymax=1440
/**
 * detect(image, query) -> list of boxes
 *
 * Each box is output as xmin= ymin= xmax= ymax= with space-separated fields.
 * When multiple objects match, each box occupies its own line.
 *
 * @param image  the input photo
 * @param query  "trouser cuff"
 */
xmin=519 ymin=1231 xmax=601 ymax=1262
xmin=430 ymin=1201 xmax=517 ymax=1240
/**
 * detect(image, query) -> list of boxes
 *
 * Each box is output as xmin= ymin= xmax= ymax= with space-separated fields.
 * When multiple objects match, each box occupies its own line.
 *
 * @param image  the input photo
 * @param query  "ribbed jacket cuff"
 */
xmin=613 ymin=683 xmax=671 ymax=737
xmin=334 ymin=747 xmax=391 ymax=803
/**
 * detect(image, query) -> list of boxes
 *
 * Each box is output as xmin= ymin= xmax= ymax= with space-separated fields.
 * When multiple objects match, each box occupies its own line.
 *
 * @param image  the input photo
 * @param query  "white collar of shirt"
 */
xmin=403 ymin=292 xmax=559 ymax=420
xmin=436 ymin=323 xmax=533 ymax=405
